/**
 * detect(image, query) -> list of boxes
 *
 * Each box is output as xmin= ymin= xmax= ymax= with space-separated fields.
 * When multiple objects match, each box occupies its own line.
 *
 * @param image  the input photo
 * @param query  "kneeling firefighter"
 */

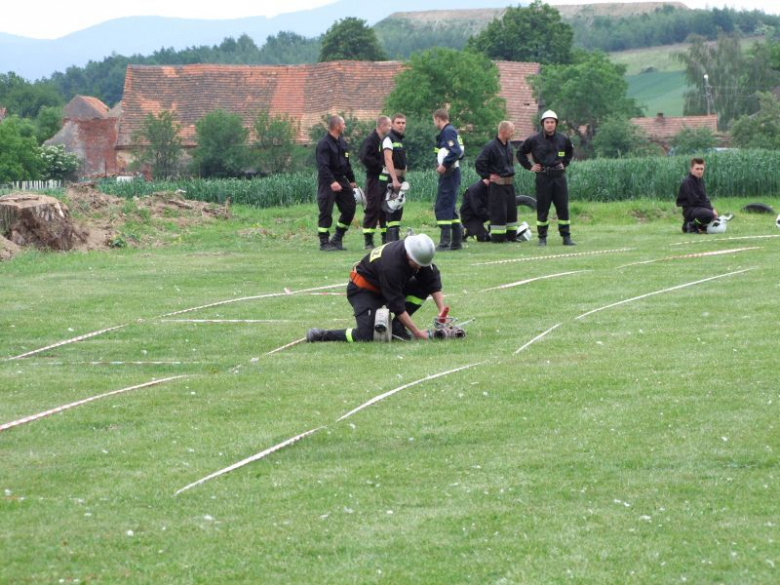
xmin=306 ymin=234 xmax=447 ymax=342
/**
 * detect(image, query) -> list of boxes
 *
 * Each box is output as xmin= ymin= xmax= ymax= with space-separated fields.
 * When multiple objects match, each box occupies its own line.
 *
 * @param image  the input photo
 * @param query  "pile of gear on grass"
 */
xmin=0 ymin=184 xmax=230 ymax=261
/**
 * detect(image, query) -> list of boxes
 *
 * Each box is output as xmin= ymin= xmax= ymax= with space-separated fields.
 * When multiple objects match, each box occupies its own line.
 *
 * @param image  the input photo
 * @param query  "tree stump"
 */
xmin=0 ymin=193 xmax=85 ymax=251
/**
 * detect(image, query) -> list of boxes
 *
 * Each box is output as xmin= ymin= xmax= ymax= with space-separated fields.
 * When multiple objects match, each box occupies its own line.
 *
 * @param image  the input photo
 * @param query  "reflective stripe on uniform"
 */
xmin=537 ymin=220 xmax=549 ymax=227
xmin=405 ymin=295 xmax=424 ymax=306
xmin=346 ymin=328 xmax=355 ymax=343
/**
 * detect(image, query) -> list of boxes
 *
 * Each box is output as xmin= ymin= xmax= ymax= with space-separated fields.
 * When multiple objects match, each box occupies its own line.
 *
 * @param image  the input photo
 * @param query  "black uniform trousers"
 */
xmin=362 ymin=173 xmax=385 ymax=233
xmin=460 ymin=206 xmax=490 ymax=241
xmin=317 ymin=279 xmax=433 ymax=342
xmin=435 ymin=168 xmax=461 ymax=224
xmin=535 ymin=172 xmax=570 ymax=238
xmin=682 ymin=206 xmax=716 ymax=229
xmin=317 ymin=178 xmax=356 ymax=232
xmin=488 ymin=183 xmax=517 ymax=240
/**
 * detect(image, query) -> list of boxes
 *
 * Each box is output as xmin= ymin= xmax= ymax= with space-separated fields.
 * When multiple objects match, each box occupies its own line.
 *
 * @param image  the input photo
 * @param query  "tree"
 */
xmin=0 ymin=73 xmax=63 ymax=119
xmin=529 ymin=50 xmax=641 ymax=154
xmin=253 ymin=110 xmax=297 ymax=175
xmin=191 ymin=110 xmax=249 ymax=178
xmin=131 ymin=111 xmax=183 ymax=180
xmin=0 ymin=116 xmax=43 ymax=183
xmin=677 ymin=32 xmax=780 ymax=129
xmin=384 ymin=48 xmax=506 ymax=148
xmin=34 ymin=106 xmax=63 ymax=144
xmin=592 ymin=117 xmax=658 ymax=158
xmin=670 ymin=126 xmax=718 ymax=155
xmin=730 ymin=91 xmax=780 ymax=150
xmin=258 ymin=31 xmax=320 ymax=65
xmin=319 ymin=17 xmax=387 ymax=62
xmin=38 ymin=144 xmax=79 ymax=180
xmin=467 ymin=0 xmax=573 ymax=65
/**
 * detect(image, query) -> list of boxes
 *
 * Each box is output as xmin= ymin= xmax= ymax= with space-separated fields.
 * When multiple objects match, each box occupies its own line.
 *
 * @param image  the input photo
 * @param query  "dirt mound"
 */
xmin=0 ymin=185 xmax=229 ymax=260
xmin=1 ymin=235 xmax=21 ymax=261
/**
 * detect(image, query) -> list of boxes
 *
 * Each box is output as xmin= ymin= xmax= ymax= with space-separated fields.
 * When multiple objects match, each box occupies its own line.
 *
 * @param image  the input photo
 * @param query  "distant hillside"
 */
xmin=0 ymin=0 xmax=504 ymax=80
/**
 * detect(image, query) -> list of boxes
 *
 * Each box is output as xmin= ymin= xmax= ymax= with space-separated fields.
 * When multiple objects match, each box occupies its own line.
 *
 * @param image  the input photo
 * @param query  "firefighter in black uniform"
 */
xmin=433 ymin=108 xmax=464 ymax=251
xmin=380 ymin=113 xmax=409 ymax=242
xmin=359 ymin=116 xmax=392 ymax=249
xmin=475 ymin=121 xmax=519 ymax=243
xmin=676 ymin=157 xmax=718 ymax=233
xmin=459 ymin=179 xmax=492 ymax=242
xmin=517 ymin=110 xmax=575 ymax=247
xmin=315 ymin=115 xmax=357 ymax=251
xmin=306 ymin=234 xmax=447 ymax=342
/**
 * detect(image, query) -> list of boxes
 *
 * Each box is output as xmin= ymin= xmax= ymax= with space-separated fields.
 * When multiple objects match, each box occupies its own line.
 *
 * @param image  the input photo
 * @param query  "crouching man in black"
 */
xmin=677 ymin=157 xmax=718 ymax=233
xmin=306 ymin=234 xmax=447 ymax=342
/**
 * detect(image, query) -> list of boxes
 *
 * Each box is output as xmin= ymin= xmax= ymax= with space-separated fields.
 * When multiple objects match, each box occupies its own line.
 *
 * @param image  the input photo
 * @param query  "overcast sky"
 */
xmin=3 ymin=0 xmax=778 ymax=40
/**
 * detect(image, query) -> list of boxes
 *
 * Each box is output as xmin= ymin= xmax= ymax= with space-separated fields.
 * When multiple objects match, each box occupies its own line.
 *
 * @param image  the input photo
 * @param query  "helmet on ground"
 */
xmin=516 ymin=221 xmax=533 ymax=241
xmin=540 ymin=110 xmax=558 ymax=123
xmin=404 ymin=233 xmax=436 ymax=267
xmin=706 ymin=218 xmax=727 ymax=234
xmin=382 ymin=181 xmax=409 ymax=214
xmin=353 ymin=186 xmax=367 ymax=208
xmin=776 ymin=213 xmax=780 ymax=230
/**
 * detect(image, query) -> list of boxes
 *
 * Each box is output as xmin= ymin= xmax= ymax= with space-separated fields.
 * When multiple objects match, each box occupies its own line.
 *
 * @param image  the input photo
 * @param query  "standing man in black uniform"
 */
xmin=359 ymin=115 xmax=392 ymax=249
xmin=460 ymin=178 xmax=492 ymax=242
xmin=306 ymin=234 xmax=447 ymax=342
xmin=676 ymin=157 xmax=718 ymax=233
xmin=517 ymin=110 xmax=575 ymax=247
xmin=316 ymin=115 xmax=357 ymax=251
xmin=433 ymin=108 xmax=464 ymax=251
xmin=380 ymin=113 xmax=409 ymax=242
xmin=475 ymin=121 xmax=519 ymax=243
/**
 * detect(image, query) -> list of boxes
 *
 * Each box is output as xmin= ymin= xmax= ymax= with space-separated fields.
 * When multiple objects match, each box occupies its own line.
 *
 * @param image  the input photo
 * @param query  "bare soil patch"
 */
xmin=0 ymin=185 xmax=229 ymax=261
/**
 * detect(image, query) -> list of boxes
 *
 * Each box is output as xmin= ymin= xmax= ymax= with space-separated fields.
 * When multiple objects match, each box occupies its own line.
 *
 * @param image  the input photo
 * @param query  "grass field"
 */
xmin=626 ymin=71 xmax=687 ymax=117
xmin=2 ymin=199 xmax=779 ymax=583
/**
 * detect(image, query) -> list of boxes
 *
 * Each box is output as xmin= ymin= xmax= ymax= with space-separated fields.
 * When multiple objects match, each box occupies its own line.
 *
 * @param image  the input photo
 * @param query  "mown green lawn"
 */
xmin=2 ymin=199 xmax=779 ymax=583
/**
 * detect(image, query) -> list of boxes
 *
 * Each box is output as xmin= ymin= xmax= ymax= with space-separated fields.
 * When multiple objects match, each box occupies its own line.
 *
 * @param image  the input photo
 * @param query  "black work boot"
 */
xmin=450 ymin=223 xmax=463 ymax=250
xmin=380 ymin=230 xmax=388 ymax=245
xmin=391 ymin=318 xmax=412 ymax=341
xmin=537 ymin=236 xmax=547 ymax=247
xmin=319 ymin=232 xmax=336 ymax=251
xmin=330 ymin=227 xmax=347 ymax=251
xmin=363 ymin=233 xmax=374 ymax=250
xmin=437 ymin=225 xmax=452 ymax=250
xmin=386 ymin=226 xmax=400 ymax=242
xmin=562 ymin=235 xmax=576 ymax=246
xmin=491 ymin=232 xmax=507 ymax=243
xmin=306 ymin=328 xmax=326 ymax=342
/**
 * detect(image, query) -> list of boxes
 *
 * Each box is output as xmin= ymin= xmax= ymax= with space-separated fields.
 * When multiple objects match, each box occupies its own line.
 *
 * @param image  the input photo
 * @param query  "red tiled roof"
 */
xmin=630 ymin=114 xmax=719 ymax=141
xmin=117 ymin=61 xmax=540 ymax=147
xmin=64 ymin=96 xmax=110 ymax=120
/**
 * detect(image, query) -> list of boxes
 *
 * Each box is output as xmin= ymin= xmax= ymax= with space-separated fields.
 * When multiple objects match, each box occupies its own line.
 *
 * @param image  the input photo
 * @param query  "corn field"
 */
xmin=96 ymin=149 xmax=780 ymax=208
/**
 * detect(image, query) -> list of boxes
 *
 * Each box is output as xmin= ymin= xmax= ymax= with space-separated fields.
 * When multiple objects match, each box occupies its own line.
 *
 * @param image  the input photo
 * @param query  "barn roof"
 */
xmin=116 ymin=60 xmax=541 ymax=147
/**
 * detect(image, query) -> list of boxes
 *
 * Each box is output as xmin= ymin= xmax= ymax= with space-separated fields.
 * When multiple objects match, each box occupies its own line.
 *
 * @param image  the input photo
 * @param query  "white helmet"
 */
xmin=437 ymin=148 xmax=449 ymax=166
xmin=382 ymin=181 xmax=409 ymax=214
xmin=775 ymin=213 xmax=780 ymax=230
xmin=353 ymin=186 xmax=367 ymax=208
xmin=516 ymin=221 xmax=533 ymax=241
xmin=404 ymin=233 xmax=436 ymax=267
xmin=540 ymin=110 xmax=558 ymax=123
xmin=706 ymin=218 xmax=727 ymax=234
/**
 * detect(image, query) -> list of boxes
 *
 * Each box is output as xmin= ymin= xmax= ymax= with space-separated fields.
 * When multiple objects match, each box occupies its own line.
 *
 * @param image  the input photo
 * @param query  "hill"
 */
xmin=0 ymin=0 xmax=502 ymax=80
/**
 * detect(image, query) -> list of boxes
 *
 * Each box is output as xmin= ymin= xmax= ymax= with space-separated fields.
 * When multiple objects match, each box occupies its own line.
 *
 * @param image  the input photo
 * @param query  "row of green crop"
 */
xmin=96 ymin=150 xmax=780 ymax=207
